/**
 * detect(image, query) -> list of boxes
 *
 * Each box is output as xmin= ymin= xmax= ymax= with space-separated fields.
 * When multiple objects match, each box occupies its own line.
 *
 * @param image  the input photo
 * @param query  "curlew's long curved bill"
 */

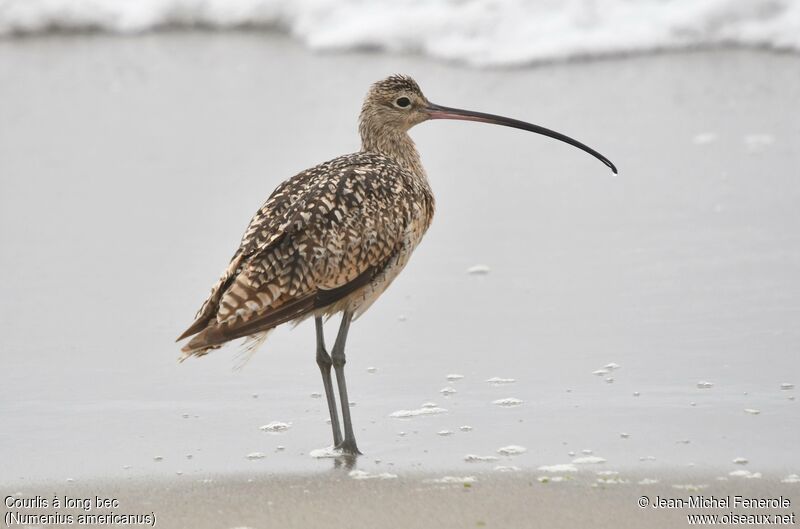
xmin=425 ymin=102 xmax=618 ymax=175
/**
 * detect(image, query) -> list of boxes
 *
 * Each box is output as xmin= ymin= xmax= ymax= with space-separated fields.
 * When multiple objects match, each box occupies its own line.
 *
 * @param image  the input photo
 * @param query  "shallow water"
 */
xmin=1 ymin=34 xmax=799 ymax=485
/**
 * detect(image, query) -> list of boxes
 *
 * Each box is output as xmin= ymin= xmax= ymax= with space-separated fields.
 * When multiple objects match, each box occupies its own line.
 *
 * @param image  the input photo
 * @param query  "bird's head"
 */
xmin=360 ymin=74 xmax=617 ymax=175
xmin=360 ymin=74 xmax=431 ymax=133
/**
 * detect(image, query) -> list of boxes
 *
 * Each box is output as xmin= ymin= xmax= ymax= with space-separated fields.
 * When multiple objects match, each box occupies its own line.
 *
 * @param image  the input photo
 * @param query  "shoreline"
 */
xmin=5 ymin=470 xmax=798 ymax=529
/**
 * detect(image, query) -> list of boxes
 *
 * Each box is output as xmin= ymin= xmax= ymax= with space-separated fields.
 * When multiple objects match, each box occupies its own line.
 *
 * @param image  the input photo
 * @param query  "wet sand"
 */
xmin=6 ymin=472 xmax=799 ymax=529
xmin=1 ymin=32 xmax=799 ymax=526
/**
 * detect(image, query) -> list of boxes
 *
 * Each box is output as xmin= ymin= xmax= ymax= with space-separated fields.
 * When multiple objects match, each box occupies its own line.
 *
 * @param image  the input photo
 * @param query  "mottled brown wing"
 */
xmin=178 ymin=153 xmax=417 ymax=353
xmin=176 ymin=162 xmax=324 ymax=342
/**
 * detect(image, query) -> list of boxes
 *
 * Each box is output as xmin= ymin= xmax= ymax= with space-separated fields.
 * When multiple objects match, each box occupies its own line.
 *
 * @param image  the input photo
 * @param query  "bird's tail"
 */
xmin=178 ymin=327 xmax=272 ymax=364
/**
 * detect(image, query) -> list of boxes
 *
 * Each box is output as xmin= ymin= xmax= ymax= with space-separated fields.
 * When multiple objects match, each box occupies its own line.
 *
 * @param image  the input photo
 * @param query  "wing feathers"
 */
xmin=178 ymin=152 xmax=429 ymax=356
xmin=181 ymin=256 xmax=391 ymax=354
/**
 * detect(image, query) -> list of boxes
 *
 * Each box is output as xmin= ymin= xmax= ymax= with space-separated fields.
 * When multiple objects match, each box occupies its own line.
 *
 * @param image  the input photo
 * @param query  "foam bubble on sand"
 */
xmin=390 ymin=406 xmax=447 ymax=418
xmin=596 ymin=476 xmax=628 ymax=485
xmin=459 ymin=425 xmax=473 ymax=432
xmin=744 ymin=408 xmax=761 ymax=415
xmin=693 ymin=132 xmax=718 ymax=145
xmin=486 ymin=377 xmax=516 ymax=385
xmin=620 ymin=432 xmax=631 ymax=439
xmin=497 ymin=445 xmax=527 ymax=456
xmin=604 ymin=363 xmax=621 ymax=371
xmin=729 ymin=470 xmax=762 ymax=479
xmin=592 ymin=369 xmax=610 ymax=376
xmin=538 ymin=476 xmax=565 ymax=483
xmin=782 ymin=474 xmax=800 ymax=483
xmin=440 ymin=386 xmax=457 ymax=396
xmin=573 ymin=456 xmax=606 ymax=464
xmin=437 ymin=430 xmax=453 ymax=437
xmin=605 ymin=377 xmax=615 ymax=384
xmin=673 ymin=484 xmax=708 ymax=491
xmin=538 ymin=463 xmax=578 ymax=473
xmin=732 ymin=457 xmax=749 ymax=465
xmin=581 ymin=449 xmax=593 ymax=455
xmin=153 ymin=456 xmax=163 ymax=462
xmin=492 ymin=397 xmax=523 ymax=407
xmin=697 ymin=381 xmax=714 ymax=389
xmin=349 ymin=470 xmax=397 ymax=480
xmin=464 ymin=454 xmax=499 ymax=463
xmin=466 ymin=264 xmax=491 ymax=275
xmin=495 ymin=466 xmax=520 ymax=472
xmin=421 ymin=402 xmax=438 ymax=408
xmin=309 ymin=447 xmax=339 ymax=458
xmin=367 ymin=367 xmax=377 ymax=373
xmin=744 ymin=133 xmax=775 ymax=153
xmin=260 ymin=421 xmax=291 ymax=432
xmin=429 ymin=476 xmax=476 ymax=484
xmin=446 ymin=374 xmax=464 ymax=381
xmin=780 ymin=383 xmax=794 ymax=390
xmin=639 ymin=478 xmax=660 ymax=485
xmin=245 ymin=452 xmax=266 ymax=460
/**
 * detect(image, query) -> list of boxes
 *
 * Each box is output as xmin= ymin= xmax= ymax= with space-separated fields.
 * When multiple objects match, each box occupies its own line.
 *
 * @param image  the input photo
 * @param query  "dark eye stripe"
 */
xmin=396 ymin=97 xmax=411 ymax=108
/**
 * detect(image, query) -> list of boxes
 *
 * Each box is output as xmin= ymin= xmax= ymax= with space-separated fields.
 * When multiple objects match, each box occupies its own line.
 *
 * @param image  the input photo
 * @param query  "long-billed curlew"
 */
xmin=177 ymin=75 xmax=616 ymax=455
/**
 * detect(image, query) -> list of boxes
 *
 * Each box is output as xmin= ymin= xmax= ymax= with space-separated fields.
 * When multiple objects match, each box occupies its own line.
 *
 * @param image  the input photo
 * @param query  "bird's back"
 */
xmin=178 ymin=152 xmax=434 ymax=356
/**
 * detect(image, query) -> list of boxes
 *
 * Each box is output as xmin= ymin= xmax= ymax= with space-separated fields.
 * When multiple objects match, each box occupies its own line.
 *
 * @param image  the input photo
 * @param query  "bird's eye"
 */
xmin=395 ymin=97 xmax=411 ymax=108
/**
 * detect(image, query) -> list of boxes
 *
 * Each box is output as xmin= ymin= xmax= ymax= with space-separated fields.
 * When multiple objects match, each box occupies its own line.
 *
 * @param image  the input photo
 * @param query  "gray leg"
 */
xmin=316 ymin=316 xmax=343 ymax=447
xmin=331 ymin=311 xmax=361 ymax=455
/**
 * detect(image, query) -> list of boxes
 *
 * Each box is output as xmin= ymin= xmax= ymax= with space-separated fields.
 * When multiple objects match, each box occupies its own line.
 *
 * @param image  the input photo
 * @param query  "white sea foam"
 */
xmin=309 ymin=446 xmax=347 ymax=458
xmin=464 ymin=454 xmax=499 ymax=463
xmin=538 ymin=463 xmax=578 ymax=473
xmin=497 ymin=445 xmax=527 ymax=456
xmin=538 ymin=475 xmax=565 ymax=483
xmin=492 ymin=397 xmax=523 ymax=407
xmin=349 ymin=470 xmax=397 ymax=480
xmin=729 ymin=469 xmax=762 ymax=479
xmin=428 ymin=475 xmax=476 ymax=484
xmin=486 ymin=377 xmax=516 ymax=385
xmin=389 ymin=406 xmax=447 ymax=418
xmin=2 ymin=0 xmax=798 ymax=66
xmin=573 ymin=455 xmax=606 ymax=464
xmin=259 ymin=421 xmax=291 ymax=433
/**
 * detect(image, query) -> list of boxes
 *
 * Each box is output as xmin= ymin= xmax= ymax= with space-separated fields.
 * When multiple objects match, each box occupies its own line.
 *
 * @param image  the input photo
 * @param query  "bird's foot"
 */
xmin=335 ymin=439 xmax=362 ymax=456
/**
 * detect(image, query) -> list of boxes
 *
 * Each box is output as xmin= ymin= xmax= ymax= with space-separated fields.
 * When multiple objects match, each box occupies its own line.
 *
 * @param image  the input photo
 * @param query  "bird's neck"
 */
xmin=359 ymin=126 xmax=425 ymax=179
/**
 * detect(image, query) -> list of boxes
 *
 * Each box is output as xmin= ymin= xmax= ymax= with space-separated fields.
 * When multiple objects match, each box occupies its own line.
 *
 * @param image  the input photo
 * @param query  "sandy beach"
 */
xmin=1 ymin=31 xmax=799 ymax=527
